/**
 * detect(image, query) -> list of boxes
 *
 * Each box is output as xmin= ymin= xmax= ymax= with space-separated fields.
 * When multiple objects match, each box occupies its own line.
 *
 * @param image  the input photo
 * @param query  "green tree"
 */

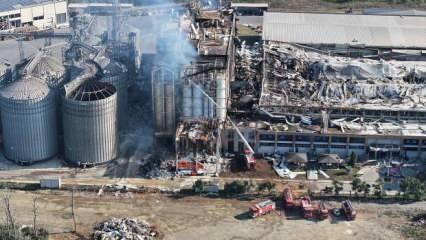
xmin=257 ymin=181 xmax=276 ymax=193
xmin=351 ymin=178 xmax=362 ymax=196
xmin=361 ymin=182 xmax=371 ymax=197
xmin=332 ymin=180 xmax=343 ymax=196
xmin=373 ymin=179 xmax=384 ymax=198
xmin=224 ymin=181 xmax=250 ymax=196
xmin=348 ymin=152 xmax=357 ymax=168
xmin=373 ymin=184 xmax=382 ymax=198
xmin=400 ymin=177 xmax=425 ymax=200
xmin=192 ymin=179 xmax=204 ymax=194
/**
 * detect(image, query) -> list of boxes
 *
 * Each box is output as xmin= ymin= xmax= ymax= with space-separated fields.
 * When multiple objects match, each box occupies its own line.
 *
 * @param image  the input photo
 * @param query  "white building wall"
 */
xmin=21 ymin=8 xmax=33 ymax=23
xmin=0 ymin=1 xmax=67 ymax=30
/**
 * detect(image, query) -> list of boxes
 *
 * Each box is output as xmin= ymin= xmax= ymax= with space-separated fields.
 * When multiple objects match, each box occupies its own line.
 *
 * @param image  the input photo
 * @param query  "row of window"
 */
xmin=259 ymin=143 xmax=422 ymax=151
xmin=259 ymin=134 xmax=366 ymax=144
xmin=33 ymin=16 xmax=44 ymax=20
xmin=258 ymin=134 xmax=426 ymax=147
xmin=0 ymin=14 xmax=21 ymax=20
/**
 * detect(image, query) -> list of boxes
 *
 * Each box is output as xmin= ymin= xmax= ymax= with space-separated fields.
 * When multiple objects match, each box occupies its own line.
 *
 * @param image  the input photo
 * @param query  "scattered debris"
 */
xmin=93 ymin=218 xmax=158 ymax=240
xmin=410 ymin=213 xmax=426 ymax=227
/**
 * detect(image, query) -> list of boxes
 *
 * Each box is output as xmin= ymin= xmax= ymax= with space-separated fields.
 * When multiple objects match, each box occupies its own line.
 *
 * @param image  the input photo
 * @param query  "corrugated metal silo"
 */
xmin=97 ymin=57 xmax=128 ymax=129
xmin=0 ymin=76 xmax=58 ymax=163
xmin=62 ymin=80 xmax=118 ymax=165
xmin=32 ymin=55 xmax=68 ymax=135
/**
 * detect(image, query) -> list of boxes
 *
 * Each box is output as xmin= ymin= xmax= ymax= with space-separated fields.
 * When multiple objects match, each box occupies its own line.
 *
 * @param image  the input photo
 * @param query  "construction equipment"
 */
xmin=342 ymin=200 xmax=356 ymax=220
xmin=249 ymin=200 xmax=276 ymax=218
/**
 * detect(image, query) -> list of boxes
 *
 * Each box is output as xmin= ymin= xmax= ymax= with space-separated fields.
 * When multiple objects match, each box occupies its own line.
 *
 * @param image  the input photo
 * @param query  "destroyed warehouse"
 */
xmin=223 ymin=12 xmax=426 ymax=163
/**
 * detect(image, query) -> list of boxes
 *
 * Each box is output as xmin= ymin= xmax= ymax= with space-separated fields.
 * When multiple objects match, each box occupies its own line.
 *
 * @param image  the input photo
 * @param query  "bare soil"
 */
xmin=220 ymin=159 xmax=279 ymax=179
xmin=2 ymin=190 xmax=425 ymax=240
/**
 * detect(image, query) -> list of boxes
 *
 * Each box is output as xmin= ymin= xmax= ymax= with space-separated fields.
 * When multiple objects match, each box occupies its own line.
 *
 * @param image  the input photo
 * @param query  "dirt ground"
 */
xmin=220 ymin=159 xmax=279 ymax=179
xmin=1 ymin=190 xmax=424 ymax=240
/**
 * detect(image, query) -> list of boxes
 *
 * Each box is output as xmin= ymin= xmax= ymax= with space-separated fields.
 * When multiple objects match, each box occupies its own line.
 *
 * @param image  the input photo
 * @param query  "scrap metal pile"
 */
xmin=231 ymin=41 xmax=263 ymax=111
xmin=93 ymin=218 xmax=158 ymax=240
xmin=260 ymin=44 xmax=426 ymax=110
xmin=234 ymin=41 xmax=263 ymax=97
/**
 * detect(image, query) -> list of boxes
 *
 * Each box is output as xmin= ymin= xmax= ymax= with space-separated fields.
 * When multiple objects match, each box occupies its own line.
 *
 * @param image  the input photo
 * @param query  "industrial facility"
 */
xmin=222 ymin=12 xmax=426 ymax=166
xmin=0 ymin=0 xmax=424 ymax=178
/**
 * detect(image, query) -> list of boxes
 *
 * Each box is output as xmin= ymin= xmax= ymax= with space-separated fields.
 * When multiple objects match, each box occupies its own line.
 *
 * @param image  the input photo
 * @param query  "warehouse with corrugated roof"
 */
xmin=262 ymin=12 xmax=426 ymax=49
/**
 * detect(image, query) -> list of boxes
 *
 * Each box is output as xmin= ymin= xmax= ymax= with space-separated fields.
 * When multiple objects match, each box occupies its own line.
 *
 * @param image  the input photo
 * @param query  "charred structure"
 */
xmin=223 ymin=12 xmax=426 ymax=163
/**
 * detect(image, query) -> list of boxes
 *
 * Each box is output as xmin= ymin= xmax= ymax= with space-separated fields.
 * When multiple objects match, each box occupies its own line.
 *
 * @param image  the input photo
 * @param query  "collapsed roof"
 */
xmin=260 ymin=44 xmax=426 ymax=111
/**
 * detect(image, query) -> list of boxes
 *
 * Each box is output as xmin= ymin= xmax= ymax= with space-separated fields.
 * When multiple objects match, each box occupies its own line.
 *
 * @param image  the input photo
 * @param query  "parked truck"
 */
xmin=249 ymin=200 xmax=276 ymax=218
xmin=282 ymin=188 xmax=329 ymax=220
xmin=300 ymin=197 xmax=315 ymax=219
xmin=342 ymin=200 xmax=356 ymax=220
xmin=317 ymin=201 xmax=329 ymax=220
xmin=283 ymin=188 xmax=296 ymax=208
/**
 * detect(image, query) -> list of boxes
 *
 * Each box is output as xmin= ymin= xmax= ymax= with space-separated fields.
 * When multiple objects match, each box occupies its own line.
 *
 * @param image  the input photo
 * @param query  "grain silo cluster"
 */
xmin=0 ymin=45 xmax=127 ymax=166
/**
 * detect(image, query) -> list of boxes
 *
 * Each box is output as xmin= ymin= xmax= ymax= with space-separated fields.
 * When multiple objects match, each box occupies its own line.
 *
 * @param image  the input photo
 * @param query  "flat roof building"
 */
xmin=0 ymin=0 xmax=67 ymax=31
xmin=262 ymin=12 xmax=426 ymax=49
xmin=231 ymin=3 xmax=268 ymax=16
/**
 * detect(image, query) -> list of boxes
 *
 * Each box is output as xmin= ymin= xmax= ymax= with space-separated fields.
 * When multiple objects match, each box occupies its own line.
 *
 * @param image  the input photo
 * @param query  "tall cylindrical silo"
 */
xmin=164 ymin=84 xmax=175 ymax=133
xmin=153 ymin=81 xmax=164 ymax=132
xmin=151 ymin=66 xmax=176 ymax=136
xmin=32 ymin=55 xmax=68 ymax=135
xmin=182 ymin=83 xmax=192 ymax=118
xmin=216 ymin=77 xmax=226 ymax=121
xmin=203 ymin=92 xmax=210 ymax=118
xmin=193 ymin=84 xmax=204 ymax=118
xmin=0 ymin=76 xmax=58 ymax=164
xmin=62 ymin=80 xmax=118 ymax=165
xmin=98 ymin=58 xmax=128 ymax=129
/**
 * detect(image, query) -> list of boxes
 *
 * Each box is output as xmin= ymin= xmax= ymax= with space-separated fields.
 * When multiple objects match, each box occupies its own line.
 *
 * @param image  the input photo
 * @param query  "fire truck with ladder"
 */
xmin=249 ymin=200 xmax=276 ymax=218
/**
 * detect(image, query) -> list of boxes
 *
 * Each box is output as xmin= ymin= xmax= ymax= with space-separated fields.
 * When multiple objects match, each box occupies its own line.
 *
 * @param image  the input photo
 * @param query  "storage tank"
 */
xmin=216 ymin=77 xmax=226 ymax=121
xmin=193 ymin=84 xmax=204 ymax=118
xmin=151 ymin=66 xmax=176 ymax=136
xmin=62 ymin=79 xmax=118 ymax=165
xmin=97 ymin=57 xmax=128 ymax=129
xmin=182 ymin=83 xmax=192 ymax=118
xmin=0 ymin=76 xmax=58 ymax=163
xmin=32 ymin=55 xmax=68 ymax=135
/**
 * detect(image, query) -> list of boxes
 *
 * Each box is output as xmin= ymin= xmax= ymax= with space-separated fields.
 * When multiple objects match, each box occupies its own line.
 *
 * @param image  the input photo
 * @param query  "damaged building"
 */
xmin=159 ymin=1 xmax=236 ymax=175
xmin=224 ymin=12 xmax=426 ymax=162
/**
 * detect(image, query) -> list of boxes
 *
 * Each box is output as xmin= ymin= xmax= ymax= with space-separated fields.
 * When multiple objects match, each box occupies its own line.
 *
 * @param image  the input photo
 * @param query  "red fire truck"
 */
xmin=249 ymin=200 xmax=276 ymax=218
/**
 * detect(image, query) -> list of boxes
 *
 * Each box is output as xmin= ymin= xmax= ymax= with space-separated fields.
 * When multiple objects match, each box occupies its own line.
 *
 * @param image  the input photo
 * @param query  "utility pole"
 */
xmin=17 ymin=37 xmax=25 ymax=62
xmin=71 ymin=187 xmax=77 ymax=233
xmin=32 ymin=197 xmax=39 ymax=237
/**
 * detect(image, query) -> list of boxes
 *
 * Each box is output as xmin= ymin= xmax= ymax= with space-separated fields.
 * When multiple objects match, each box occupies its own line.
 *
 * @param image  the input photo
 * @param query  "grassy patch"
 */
xmin=401 ymin=225 xmax=426 ymax=240
xmin=326 ymin=166 xmax=360 ymax=181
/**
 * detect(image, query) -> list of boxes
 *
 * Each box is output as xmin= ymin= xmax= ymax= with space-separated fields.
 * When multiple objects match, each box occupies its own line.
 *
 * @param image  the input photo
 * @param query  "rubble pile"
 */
xmin=261 ymin=43 xmax=426 ymax=109
xmin=232 ymin=41 xmax=263 ymax=109
xmin=93 ymin=218 xmax=158 ymax=240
